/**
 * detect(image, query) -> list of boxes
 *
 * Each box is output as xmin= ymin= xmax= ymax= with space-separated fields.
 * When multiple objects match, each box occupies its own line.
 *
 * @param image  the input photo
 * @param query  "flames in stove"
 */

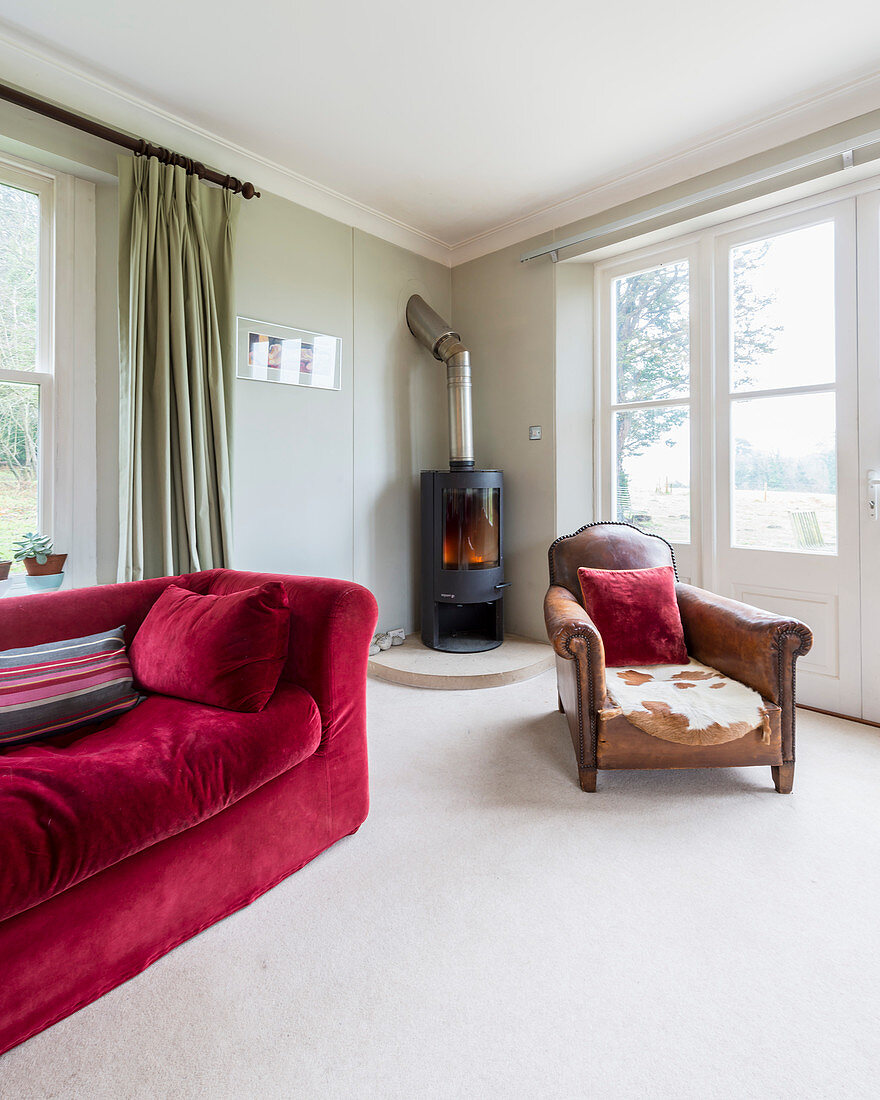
xmin=442 ymin=487 xmax=500 ymax=571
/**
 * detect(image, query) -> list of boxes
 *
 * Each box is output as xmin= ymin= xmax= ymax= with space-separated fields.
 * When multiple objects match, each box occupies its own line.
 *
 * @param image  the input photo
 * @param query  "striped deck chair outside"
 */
xmin=789 ymin=510 xmax=824 ymax=549
xmin=616 ymin=481 xmax=632 ymax=522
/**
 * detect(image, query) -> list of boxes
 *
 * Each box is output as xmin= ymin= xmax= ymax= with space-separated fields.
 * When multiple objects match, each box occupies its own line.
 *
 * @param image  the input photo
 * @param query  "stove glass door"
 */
xmin=442 ymin=487 xmax=500 ymax=570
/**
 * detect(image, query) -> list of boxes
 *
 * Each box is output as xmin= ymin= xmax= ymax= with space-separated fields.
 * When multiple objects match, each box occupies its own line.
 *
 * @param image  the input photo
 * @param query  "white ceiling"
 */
xmin=1 ymin=1 xmax=880 ymax=262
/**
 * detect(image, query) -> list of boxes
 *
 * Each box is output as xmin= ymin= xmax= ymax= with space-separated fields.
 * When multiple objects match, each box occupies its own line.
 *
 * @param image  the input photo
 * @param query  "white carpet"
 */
xmin=2 ymin=670 xmax=880 ymax=1099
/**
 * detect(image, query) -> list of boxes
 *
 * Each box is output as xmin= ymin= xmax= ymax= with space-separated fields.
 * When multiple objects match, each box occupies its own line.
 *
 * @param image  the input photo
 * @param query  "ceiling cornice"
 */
xmin=1 ymin=20 xmax=879 ymax=269
xmin=446 ymin=63 xmax=880 ymax=265
xmin=0 ymin=23 xmax=456 ymax=265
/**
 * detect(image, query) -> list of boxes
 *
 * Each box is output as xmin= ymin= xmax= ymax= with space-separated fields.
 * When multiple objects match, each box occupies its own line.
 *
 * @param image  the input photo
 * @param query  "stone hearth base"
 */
xmin=368 ymin=634 xmax=553 ymax=690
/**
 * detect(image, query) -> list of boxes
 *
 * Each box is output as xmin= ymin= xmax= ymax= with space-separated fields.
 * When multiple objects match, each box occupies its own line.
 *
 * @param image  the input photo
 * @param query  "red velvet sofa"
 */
xmin=0 ymin=568 xmax=377 ymax=1055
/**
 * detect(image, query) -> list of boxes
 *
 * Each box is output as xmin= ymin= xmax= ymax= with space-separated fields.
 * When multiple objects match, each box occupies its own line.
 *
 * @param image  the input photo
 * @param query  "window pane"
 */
xmin=0 ymin=182 xmax=40 ymax=373
xmin=731 ymin=222 xmax=834 ymax=392
xmin=0 ymin=381 xmax=40 ymax=570
xmin=614 ymin=407 xmax=690 ymax=544
xmin=613 ymin=260 xmax=689 ymax=403
xmin=731 ymin=392 xmax=836 ymax=553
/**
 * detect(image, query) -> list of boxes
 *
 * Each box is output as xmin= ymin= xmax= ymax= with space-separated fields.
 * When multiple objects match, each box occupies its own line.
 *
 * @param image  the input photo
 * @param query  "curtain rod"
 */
xmin=520 ymin=126 xmax=880 ymax=263
xmin=0 ymin=79 xmax=261 ymax=199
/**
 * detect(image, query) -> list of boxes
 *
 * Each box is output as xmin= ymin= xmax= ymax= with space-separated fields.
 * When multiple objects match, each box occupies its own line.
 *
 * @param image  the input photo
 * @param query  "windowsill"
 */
xmin=0 ymin=573 xmax=70 ymax=598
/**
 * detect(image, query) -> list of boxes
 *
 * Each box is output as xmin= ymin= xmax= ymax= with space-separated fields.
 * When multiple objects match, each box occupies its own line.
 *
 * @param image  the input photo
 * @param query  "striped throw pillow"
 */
xmin=0 ymin=627 xmax=141 ymax=749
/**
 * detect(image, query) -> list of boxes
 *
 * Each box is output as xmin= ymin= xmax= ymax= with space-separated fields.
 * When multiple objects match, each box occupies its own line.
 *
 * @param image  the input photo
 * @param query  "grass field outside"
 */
xmin=624 ymin=486 xmax=837 ymax=553
xmin=0 ymin=467 xmax=38 ymax=570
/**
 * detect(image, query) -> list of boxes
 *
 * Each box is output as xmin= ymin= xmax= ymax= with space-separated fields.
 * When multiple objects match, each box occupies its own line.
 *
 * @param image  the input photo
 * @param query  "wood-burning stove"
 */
xmin=420 ymin=469 xmax=506 ymax=652
xmin=406 ymin=293 xmax=508 ymax=653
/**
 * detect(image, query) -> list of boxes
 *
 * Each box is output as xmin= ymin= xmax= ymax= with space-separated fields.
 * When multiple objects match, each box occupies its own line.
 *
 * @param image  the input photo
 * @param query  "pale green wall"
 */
xmin=232 ymin=194 xmax=355 ymax=582
xmin=554 ymin=262 xmax=593 ymax=538
xmin=351 ymin=230 xmax=449 ymax=630
xmin=0 ymin=104 xmax=451 ymax=633
xmin=232 ymin=196 xmax=450 ymax=632
xmin=452 ymin=234 xmax=556 ymax=641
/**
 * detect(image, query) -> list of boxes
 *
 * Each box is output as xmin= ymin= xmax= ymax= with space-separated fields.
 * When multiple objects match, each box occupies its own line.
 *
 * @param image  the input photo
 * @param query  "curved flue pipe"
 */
xmin=406 ymin=294 xmax=474 ymax=470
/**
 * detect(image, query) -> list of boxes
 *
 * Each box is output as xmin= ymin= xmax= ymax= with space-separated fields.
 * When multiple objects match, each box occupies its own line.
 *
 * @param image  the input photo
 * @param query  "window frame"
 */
xmin=713 ymin=202 xmax=851 ymax=560
xmin=0 ymin=151 xmax=97 ymax=587
xmin=594 ymin=188 xmax=865 ymax=588
xmin=0 ymin=160 xmax=55 ymax=538
xmin=595 ymin=239 xmax=703 ymax=569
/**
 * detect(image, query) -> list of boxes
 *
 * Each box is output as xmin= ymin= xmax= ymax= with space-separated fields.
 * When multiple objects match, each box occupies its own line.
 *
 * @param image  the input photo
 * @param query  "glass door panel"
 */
xmin=614 ymin=260 xmax=690 ymax=402
xmin=614 ymin=407 xmax=690 ymax=544
xmin=730 ymin=222 xmax=836 ymax=391
xmin=731 ymin=392 xmax=837 ymax=553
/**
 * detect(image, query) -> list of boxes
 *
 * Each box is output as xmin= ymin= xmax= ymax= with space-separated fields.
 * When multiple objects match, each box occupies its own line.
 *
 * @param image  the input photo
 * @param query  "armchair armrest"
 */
xmin=543 ymin=584 xmax=606 ymax=706
xmin=676 ymin=583 xmax=812 ymax=705
xmin=677 ymin=582 xmax=812 ymax=767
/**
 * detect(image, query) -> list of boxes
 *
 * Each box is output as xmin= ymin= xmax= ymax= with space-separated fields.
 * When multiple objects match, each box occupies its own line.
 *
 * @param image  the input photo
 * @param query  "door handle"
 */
xmin=868 ymin=469 xmax=880 ymax=520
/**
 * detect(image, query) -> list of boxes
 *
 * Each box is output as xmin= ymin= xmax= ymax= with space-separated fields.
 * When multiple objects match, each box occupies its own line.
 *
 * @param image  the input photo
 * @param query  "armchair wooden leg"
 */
xmin=557 ymin=691 xmax=565 ymax=713
xmin=578 ymin=768 xmax=597 ymax=792
xmin=772 ymin=763 xmax=794 ymax=794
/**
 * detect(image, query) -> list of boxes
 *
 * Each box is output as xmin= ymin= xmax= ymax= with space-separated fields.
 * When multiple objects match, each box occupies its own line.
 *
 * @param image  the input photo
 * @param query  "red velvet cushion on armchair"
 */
xmin=577 ymin=564 xmax=688 ymax=667
xmin=129 ymin=582 xmax=290 ymax=711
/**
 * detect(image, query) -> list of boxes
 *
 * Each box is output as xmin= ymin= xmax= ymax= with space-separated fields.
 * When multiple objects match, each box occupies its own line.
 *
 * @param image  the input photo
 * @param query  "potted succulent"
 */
xmin=0 ymin=559 xmax=11 ymax=581
xmin=13 ymin=532 xmax=67 ymax=577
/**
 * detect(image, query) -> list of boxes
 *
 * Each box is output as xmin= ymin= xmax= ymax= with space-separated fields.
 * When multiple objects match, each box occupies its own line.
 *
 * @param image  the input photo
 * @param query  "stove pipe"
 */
xmin=406 ymin=294 xmax=474 ymax=470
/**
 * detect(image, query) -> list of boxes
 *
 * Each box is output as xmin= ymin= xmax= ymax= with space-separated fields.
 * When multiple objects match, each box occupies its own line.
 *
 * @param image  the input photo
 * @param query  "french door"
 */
xmin=712 ymin=202 xmax=860 ymax=715
xmin=597 ymin=189 xmax=880 ymax=720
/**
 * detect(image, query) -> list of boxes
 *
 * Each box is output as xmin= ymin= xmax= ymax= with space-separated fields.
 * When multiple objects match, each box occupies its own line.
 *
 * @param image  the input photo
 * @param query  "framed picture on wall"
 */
xmin=236 ymin=317 xmax=342 ymax=390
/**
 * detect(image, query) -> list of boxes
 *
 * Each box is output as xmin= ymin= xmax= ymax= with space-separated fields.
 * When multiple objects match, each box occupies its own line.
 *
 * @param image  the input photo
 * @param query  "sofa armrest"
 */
xmin=544 ymin=584 xmax=606 ymax=707
xmin=0 ymin=575 xmax=185 ymax=650
xmin=676 ymin=583 xmax=812 ymax=706
xmin=197 ymin=570 xmax=378 ymax=749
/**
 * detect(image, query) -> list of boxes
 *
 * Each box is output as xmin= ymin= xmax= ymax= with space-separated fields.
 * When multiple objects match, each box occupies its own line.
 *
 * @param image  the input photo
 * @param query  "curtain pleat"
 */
xmin=117 ymin=155 xmax=240 ymax=580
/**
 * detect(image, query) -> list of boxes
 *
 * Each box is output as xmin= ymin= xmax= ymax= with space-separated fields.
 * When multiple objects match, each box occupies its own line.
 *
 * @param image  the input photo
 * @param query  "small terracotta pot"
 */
xmin=0 ymin=560 xmax=11 ymax=581
xmin=23 ymin=553 xmax=67 ymax=576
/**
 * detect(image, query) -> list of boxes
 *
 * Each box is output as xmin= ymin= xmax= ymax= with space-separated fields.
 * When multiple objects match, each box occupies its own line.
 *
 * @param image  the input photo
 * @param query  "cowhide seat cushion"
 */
xmin=603 ymin=660 xmax=771 ymax=747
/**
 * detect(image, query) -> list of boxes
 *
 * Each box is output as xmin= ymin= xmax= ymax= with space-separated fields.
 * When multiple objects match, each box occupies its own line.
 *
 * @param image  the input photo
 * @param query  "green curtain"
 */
xmin=117 ymin=154 xmax=241 ymax=580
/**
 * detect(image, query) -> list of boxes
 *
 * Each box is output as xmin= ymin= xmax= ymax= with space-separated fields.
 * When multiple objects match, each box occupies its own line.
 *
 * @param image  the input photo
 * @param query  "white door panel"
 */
xmin=730 ymin=584 xmax=839 ymax=677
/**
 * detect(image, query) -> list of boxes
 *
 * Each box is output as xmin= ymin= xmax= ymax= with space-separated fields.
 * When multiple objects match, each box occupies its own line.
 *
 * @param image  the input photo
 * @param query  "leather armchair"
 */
xmin=544 ymin=522 xmax=813 ymax=793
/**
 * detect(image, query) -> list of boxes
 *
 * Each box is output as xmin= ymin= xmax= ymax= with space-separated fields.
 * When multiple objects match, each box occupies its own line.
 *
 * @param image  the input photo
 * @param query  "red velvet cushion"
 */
xmin=129 ymin=582 xmax=290 ymax=711
xmin=577 ymin=564 xmax=688 ymax=667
